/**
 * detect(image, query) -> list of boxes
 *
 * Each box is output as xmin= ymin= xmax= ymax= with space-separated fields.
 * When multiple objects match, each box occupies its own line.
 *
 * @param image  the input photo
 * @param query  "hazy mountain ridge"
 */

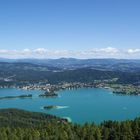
xmin=0 ymin=58 xmax=140 ymax=72
xmin=0 ymin=62 xmax=140 ymax=86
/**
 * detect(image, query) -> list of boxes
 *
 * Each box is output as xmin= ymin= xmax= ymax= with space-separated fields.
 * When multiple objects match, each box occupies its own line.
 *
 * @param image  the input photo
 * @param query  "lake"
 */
xmin=0 ymin=88 xmax=140 ymax=124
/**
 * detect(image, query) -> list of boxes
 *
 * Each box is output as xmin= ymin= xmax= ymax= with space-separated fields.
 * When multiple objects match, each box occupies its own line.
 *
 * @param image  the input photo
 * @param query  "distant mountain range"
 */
xmin=0 ymin=58 xmax=140 ymax=86
xmin=0 ymin=58 xmax=140 ymax=72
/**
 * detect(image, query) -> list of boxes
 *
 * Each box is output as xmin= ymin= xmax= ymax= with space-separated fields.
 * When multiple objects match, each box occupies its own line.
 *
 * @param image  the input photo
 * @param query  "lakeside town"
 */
xmin=20 ymin=82 xmax=140 ymax=96
xmin=1 ymin=79 xmax=140 ymax=96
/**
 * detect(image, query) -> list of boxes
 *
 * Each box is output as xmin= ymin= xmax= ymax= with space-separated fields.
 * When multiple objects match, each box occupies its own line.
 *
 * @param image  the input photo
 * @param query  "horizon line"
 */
xmin=0 ymin=57 xmax=140 ymax=60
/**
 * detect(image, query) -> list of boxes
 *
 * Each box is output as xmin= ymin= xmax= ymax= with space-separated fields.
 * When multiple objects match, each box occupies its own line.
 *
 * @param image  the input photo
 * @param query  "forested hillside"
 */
xmin=0 ymin=62 xmax=140 ymax=86
xmin=0 ymin=109 xmax=140 ymax=140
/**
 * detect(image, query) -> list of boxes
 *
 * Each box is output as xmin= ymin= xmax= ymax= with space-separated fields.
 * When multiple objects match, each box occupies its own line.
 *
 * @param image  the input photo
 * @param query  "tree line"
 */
xmin=0 ymin=109 xmax=140 ymax=140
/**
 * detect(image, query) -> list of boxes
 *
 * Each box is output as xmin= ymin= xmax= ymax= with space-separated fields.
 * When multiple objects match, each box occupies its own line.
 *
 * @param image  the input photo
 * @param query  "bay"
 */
xmin=0 ymin=88 xmax=140 ymax=124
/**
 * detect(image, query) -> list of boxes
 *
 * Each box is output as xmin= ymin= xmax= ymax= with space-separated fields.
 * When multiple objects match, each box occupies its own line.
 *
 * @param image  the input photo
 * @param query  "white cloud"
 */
xmin=23 ymin=49 xmax=31 ymax=53
xmin=0 ymin=49 xmax=8 ymax=54
xmin=97 ymin=47 xmax=119 ymax=54
xmin=0 ymin=47 xmax=140 ymax=59
xmin=33 ymin=48 xmax=47 ymax=55
xmin=127 ymin=49 xmax=140 ymax=54
xmin=20 ymin=49 xmax=31 ymax=55
xmin=90 ymin=47 xmax=119 ymax=55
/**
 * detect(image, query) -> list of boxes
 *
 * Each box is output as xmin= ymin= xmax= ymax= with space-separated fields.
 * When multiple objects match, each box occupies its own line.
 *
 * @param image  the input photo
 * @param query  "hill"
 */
xmin=0 ymin=108 xmax=61 ymax=128
xmin=0 ymin=62 xmax=140 ymax=86
xmin=0 ymin=108 xmax=140 ymax=140
xmin=1 ymin=58 xmax=140 ymax=72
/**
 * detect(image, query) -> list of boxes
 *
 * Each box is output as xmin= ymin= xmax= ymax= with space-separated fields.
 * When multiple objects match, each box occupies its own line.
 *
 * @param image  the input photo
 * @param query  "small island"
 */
xmin=39 ymin=91 xmax=58 ymax=97
xmin=43 ymin=105 xmax=69 ymax=110
xmin=0 ymin=94 xmax=32 ymax=100
xmin=44 ymin=105 xmax=58 ymax=110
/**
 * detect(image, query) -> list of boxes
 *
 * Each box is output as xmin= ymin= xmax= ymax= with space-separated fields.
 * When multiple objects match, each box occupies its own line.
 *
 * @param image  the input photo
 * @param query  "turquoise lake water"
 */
xmin=0 ymin=88 xmax=140 ymax=124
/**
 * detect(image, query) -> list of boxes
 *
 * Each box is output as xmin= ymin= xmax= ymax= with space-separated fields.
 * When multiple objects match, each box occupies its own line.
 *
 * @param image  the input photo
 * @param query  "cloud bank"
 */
xmin=0 ymin=47 xmax=140 ymax=59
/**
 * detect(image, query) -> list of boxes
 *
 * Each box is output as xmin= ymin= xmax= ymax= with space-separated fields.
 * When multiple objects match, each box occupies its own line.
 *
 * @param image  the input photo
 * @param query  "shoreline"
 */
xmin=0 ymin=82 xmax=140 ymax=96
xmin=0 ymin=85 xmax=140 ymax=124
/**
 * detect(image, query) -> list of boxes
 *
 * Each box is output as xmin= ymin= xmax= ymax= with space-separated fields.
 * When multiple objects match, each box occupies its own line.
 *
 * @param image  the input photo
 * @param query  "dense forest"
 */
xmin=0 ymin=109 xmax=140 ymax=140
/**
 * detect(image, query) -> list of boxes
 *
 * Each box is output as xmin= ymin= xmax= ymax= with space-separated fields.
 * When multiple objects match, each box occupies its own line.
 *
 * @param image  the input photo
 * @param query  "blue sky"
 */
xmin=0 ymin=0 xmax=140 ymax=58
